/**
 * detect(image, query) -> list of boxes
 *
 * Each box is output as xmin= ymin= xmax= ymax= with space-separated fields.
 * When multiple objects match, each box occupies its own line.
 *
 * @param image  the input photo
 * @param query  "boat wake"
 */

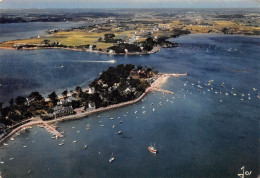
xmin=87 ymin=60 xmax=116 ymax=63
xmin=44 ymin=65 xmax=64 ymax=69
xmin=59 ymin=59 xmax=116 ymax=64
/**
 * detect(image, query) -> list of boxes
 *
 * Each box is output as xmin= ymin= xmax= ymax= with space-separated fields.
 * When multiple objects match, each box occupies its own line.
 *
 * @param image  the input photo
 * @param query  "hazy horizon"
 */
xmin=0 ymin=0 xmax=259 ymax=9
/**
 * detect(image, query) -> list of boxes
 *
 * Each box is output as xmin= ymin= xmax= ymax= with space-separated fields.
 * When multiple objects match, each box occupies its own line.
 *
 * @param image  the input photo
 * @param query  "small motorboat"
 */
xmin=109 ymin=153 xmax=115 ymax=163
xmin=108 ymin=59 xmax=116 ymax=63
xmin=148 ymin=143 xmax=158 ymax=154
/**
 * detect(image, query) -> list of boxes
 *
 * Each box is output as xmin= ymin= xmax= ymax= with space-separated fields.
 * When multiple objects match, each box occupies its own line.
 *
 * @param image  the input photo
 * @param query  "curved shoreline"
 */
xmin=0 ymin=88 xmax=148 ymax=144
xmin=0 ymin=73 xmax=179 ymax=144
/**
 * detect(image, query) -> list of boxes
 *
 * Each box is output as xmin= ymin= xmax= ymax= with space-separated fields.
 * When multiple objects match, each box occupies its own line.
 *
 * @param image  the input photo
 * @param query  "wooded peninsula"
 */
xmin=0 ymin=64 xmax=160 ymax=139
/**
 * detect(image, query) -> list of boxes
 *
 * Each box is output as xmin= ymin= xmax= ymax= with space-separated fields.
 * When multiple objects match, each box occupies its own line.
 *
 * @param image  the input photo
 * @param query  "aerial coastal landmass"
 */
xmin=0 ymin=6 xmax=259 ymax=178
xmin=1 ymin=8 xmax=258 ymax=141
xmin=0 ymin=9 xmax=259 ymax=54
xmin=0 ymin=64 xmax=186 ymax=144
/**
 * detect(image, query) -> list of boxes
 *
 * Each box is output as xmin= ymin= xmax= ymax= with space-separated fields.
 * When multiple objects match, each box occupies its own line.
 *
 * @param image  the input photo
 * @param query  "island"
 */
xmin=0 ymin=64 xmax=187 ymax=143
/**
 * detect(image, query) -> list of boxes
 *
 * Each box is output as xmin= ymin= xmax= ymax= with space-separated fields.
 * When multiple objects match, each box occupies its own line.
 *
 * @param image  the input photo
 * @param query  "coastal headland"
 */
xmin=0 ymin=64 xmax=187 ymax=144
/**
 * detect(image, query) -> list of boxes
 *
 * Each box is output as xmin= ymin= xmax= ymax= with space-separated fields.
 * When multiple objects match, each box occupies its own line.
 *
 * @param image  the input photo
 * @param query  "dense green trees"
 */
xmin=88 ymin=64 xmax=152 ymax=107
xmin=29 ymin=91 xmax=44 ymax=101
xmin=171 ymin=29 xmax=191 ymax=38
xmin=48 ymin=92 xmax=59 ymax=106
xmin=108 ymin=43 xmax=141 ymax=54
xmin=0 ymin=64 xmax=155 ymax=129
xmin=15 ymin=96 xmax=26 ymax=106
xmin=62 ymin=90 xmax=68 ymax=98
xmin=104 ymin=33 xmax=115 ymax=42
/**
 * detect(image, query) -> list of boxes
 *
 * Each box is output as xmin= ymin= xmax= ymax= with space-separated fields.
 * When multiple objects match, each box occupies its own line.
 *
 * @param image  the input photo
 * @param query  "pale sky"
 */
xmin=0 ymin=0 xmax=259 ymax=9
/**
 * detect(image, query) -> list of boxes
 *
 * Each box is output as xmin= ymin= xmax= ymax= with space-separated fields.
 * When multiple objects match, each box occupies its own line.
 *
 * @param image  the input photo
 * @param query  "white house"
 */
xmin=88 ymin=102 xmax=96 ymax=110
xmin=88 ymin=87 xmax=95 ymax=94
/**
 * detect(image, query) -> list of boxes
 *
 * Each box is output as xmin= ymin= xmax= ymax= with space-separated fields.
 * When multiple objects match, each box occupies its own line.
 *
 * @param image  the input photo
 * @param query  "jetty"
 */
xmin=152 ymin=88 xmax=175 ymax=95
xmin=169 ymin=73 xmax=188 ymax=77
xmin=40 ymin=123 xmax=63 ymax=138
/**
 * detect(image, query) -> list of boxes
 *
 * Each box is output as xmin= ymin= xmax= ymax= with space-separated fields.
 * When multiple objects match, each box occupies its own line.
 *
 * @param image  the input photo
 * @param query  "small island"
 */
xmin=0 ymin=64 xmax=186 ymax=143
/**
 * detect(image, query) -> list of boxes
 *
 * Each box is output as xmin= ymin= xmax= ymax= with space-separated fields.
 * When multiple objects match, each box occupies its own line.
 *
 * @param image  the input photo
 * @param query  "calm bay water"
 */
xmin=0 ymin=22 xmax=259 ymax=177
xmin=0 ymin=21 xmax=93 ymax=43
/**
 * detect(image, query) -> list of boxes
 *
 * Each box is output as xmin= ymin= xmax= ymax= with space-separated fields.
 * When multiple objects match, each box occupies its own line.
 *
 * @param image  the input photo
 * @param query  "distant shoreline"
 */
xmin=0 ymin=45 xmax=162 ymax=55
xmin=1 ymin=33 xmax=259 ymax=55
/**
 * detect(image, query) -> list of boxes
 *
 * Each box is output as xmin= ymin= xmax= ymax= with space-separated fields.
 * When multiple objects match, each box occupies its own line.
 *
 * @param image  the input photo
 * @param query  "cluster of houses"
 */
xmin=42 ymin=88 xmax=97 ymax=120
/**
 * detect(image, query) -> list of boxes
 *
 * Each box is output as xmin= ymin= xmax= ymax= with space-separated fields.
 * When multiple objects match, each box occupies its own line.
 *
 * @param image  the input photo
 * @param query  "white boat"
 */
xmin=59 ymin=143 xmax=64 ymax=146
xmin=148 ymin=143 xmax=158 ymax=154
xmin=108 ymin=59 xmax=116 ymax=63
xmin=117 ymin=131 xmax=122 ymax=134
xmin=109 ymin=153 xmax=115 ymax=163
xmin=84 ymin=145 xmax=88 ymax=149
xmin=73 ymin=140 xmax=77 ymax=143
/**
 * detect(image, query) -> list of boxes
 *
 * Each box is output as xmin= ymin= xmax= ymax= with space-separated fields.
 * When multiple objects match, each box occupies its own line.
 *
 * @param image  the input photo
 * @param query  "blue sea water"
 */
xmin=0 ymin=21 xmax=93 ymax=43
xmin=0 ymin=22 xmax=259 ymax=177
